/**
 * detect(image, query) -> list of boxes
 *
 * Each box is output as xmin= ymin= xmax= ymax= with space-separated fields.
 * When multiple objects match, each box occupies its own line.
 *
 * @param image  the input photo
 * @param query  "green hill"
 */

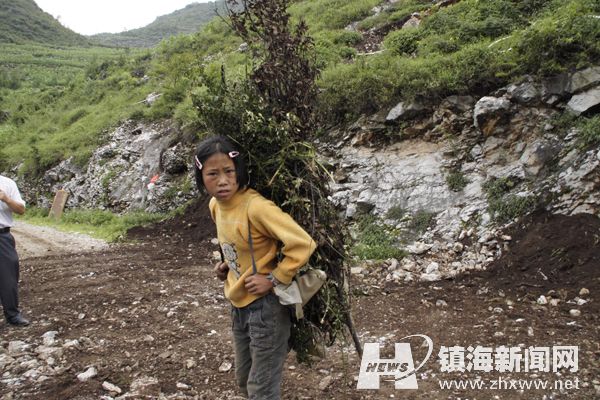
xmin=0 ymin=0 xmax=89 ymax=46
xmin=89 ymin=1 xmax=226 ymax=48
xmin=0 ymin=0 xmax=599 ymax=176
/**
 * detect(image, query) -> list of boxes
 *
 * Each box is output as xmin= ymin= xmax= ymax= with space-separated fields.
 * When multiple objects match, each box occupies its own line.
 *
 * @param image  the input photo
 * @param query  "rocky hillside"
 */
xmin=89 ymin=1 xmax=226 ymax=48
xmin=0 ymin=0 xmax=89 ymax=45
xmin=19 ymin=65 xmax=599 ymax=282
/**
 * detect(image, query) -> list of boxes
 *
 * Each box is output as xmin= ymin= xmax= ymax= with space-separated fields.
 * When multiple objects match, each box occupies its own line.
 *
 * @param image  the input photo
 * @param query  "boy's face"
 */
xmin=202 ymin=153 xmax=239 ymax=201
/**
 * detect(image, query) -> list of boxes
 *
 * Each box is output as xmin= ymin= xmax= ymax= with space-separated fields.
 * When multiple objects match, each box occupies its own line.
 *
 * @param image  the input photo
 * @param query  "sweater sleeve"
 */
xmin=248 ymin=197 xmax=317 ymax=285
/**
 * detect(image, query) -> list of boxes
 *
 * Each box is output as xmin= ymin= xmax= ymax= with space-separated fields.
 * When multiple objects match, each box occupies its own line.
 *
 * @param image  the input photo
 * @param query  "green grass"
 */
xmin=2 ymin=0 xmax=599 ymax=176
xmin=0 ymin=44 xmax=155 ymax=174
xmin=0 ymin=43 xmax=136 ymax=88
xmin=290 ymin=0 xmax=382 ymax=31
xmin=17 ymin=207 xmax=167 ymax=242
xmin=550 ymin=112 xmax=600 ymax=148
xmin=483 ymin=177 xmax=537 ymax=223
xmin=351 ymin=215 xmax=406 ymax=260
xmin=578 ymin=115 xmax=600 ymax=148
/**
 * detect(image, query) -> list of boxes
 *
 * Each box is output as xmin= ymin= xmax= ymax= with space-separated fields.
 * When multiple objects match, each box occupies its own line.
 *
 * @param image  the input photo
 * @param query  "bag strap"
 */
xmin=218 ymin=245 xmax=225 ymax=263
xmin=248 ymin=219 xmax=257 ymax=275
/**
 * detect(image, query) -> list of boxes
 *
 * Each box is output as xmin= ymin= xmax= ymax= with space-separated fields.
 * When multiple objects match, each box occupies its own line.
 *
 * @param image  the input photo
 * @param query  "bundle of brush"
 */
xmin=192 ymin=0 xmax=362 ymax=362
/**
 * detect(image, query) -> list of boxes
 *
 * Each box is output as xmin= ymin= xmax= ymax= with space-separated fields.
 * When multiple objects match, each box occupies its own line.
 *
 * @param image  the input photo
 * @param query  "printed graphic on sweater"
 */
xmin=222 ymin=243 xmax=240 ymax=278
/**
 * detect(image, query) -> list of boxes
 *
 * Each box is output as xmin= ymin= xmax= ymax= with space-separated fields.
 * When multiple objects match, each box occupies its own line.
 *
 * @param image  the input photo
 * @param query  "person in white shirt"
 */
xmin=0 ymin=175 xmax=29 ymax=327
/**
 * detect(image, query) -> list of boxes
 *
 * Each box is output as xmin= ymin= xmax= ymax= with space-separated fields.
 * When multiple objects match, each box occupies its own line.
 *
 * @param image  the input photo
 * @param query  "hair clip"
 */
xmin=194 ymin=155 xmax=203 ymax=170
xmin=228 ymin=151 xmax=240 ymax=158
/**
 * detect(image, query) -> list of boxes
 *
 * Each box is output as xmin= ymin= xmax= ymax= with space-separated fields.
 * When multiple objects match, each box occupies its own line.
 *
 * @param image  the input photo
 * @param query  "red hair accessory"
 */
xmin=194 ymin=156 xmax=202 ymax=170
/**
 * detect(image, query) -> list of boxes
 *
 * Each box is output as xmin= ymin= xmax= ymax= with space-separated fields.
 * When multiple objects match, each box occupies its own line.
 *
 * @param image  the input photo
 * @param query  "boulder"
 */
xmin=473 ymin=96 xmax=512 ymax=136
xmin=161 ymin=144 xmax=188 ymax=175
xmin=519 ymin=139 xmax=560 ymax=176
xmin=506 ymin=79 xmax=541 ymax=104
xmin=567 ymin=86 xmax=600 ymax=115
xmin=569 ymin=66 xmax=600 ymax=93
xmin=386 ymin=100 xmax=426 ymax=123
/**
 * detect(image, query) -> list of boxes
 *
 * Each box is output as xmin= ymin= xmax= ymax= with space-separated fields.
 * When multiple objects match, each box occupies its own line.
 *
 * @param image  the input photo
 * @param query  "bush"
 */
xmin=409 ymin=210 xmax=436 ymax=234
xmin=483 ymin=177 xmax=536 ymax=223
xmin=338 ymin=46 xmax=357 ymax=60
xmin=483 ymin=177 xmax=517 ymax=200
xmin=386 ymin=204 xmax=406 ymax=221
xmin=489 ymin=194 xmax=537 ymax=223
xmin=384 ymin=28 xmax=422 ymax=55
xmin=510 ymin=0 xmax=600 ymax=75
xmin=578 ymin=115 xmax=600 ymax=148
xmin=318 ymin=59 xmax=396 ymax=122
xmin=420 ymin=0 xmax=524 ymax=49
xmin=0 ymin=66 xmax=22 ymax=89
xmin=351 ymin=215 xmax=405 ymax=260
xmin=332 ymin=30 xmax=363 ymax=46
xmin=549 ymin=111 xmax=579 ymax=135
xmin=446 ymin=171 xmax=469 ymax=191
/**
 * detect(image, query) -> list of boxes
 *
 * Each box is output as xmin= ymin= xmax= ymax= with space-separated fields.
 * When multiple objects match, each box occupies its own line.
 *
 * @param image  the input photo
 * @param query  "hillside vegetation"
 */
xmin=89 ymin=1 xmax=226 ymax=48
xmin=1 ymin=0 xmax=599 ymax=176
xmin=0 ymin=0 xmax=89 ymax=46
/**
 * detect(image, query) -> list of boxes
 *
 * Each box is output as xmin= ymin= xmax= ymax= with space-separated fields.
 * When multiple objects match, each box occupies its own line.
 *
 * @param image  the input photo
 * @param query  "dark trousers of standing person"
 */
xmin=0 ymin=230 xmax=21 ymax=321
xmin=232 ymin=292 xmax=291 ymax=400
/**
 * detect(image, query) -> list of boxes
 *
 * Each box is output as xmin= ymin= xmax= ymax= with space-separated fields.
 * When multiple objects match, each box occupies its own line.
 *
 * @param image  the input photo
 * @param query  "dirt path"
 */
xmin=11 ymin=221 xmax=109 ymax=260
xmin=1 ymin=210 xmax=598 ymax=399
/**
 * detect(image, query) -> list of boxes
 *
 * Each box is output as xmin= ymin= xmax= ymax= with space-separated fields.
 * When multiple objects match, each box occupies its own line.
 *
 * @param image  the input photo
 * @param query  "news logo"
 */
xmin=357 ymin=334 xmax=434 ymax=390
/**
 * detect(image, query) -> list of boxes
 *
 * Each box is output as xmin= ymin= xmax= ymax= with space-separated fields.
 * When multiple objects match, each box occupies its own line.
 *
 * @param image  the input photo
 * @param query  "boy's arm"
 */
xmin=0 ymin=188 xmax=25 ymax=215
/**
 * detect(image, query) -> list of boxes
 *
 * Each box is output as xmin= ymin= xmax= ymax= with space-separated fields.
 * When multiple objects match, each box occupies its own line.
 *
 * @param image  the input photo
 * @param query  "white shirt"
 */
xmin=0 ymin=175 xmax=25 ymax=228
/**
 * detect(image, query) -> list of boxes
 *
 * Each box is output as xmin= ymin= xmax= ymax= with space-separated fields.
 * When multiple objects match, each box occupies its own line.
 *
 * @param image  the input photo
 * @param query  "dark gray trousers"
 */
xmin=0 ymin=231 xmax=20 ymax=320
xmin=232 ymin=292 xmax=291 ymax=400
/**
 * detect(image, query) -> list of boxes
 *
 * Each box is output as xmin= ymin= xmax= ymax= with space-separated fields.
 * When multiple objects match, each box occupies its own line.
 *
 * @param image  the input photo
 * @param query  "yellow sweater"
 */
xmin=209 ymin=188 xmax=317 ymax=308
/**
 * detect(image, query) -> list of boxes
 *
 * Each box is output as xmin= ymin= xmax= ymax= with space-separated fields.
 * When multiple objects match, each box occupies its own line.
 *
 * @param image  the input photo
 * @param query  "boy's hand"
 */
xmin=244 ymin=274 xmax=273 ymax=296
xmin=214 ymin=262 xmax=229 ymax=281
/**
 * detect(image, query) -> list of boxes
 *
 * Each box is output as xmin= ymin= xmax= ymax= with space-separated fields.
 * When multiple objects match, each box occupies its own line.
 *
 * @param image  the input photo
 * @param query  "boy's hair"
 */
xmin=194 ymin=135 xmax=249 ymax=191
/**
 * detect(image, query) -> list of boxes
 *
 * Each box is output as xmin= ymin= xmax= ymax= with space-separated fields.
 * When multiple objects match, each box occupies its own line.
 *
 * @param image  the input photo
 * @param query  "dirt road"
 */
xmin=1 ymin=207 xmax=598 ymax=399
xmin=11 ymin=221 xmax=108 ymax=260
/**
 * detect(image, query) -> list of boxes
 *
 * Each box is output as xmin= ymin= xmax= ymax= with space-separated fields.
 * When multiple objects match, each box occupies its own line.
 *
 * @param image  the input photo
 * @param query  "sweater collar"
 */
xmin=215 ymin=187 xmax=252 ymax=210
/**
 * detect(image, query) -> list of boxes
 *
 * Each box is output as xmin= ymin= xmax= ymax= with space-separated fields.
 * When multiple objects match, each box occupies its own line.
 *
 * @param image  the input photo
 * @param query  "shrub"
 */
xmin=318 ymin=59 xmax=396 ymax=122
xmin=410 ymin=210 xmax=436 ymax=234
xmin=489 ymin=194 xmax=537 ymax=223
xmin=384 ymin=28 xmax=422 ymax=55
xmin=510 ymin=0 xmax=600 ymax=75
xmin=386 ymin=204 xmax=406 ymax=221
xmin=483 ymin=177 xmax=517 ymax=199
xmin=351 ymin=215 xmax=406 ymax=260
xmin=420 ymin=0 xmax=524 ymax=48
xmin=483 ymin=177 xmax=536 ymax=223
xmin=446 ymin=171 xmax=469 ymax=191
xmin=549 ymin=110 xmax=579 ymax=135
xmin=338 ymin=46 xmax=357 ymax=60
xmin=332 ymin=30 xmax=363 ymax=46
xmin=578 ymin=115 xmax=600 ymax=148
